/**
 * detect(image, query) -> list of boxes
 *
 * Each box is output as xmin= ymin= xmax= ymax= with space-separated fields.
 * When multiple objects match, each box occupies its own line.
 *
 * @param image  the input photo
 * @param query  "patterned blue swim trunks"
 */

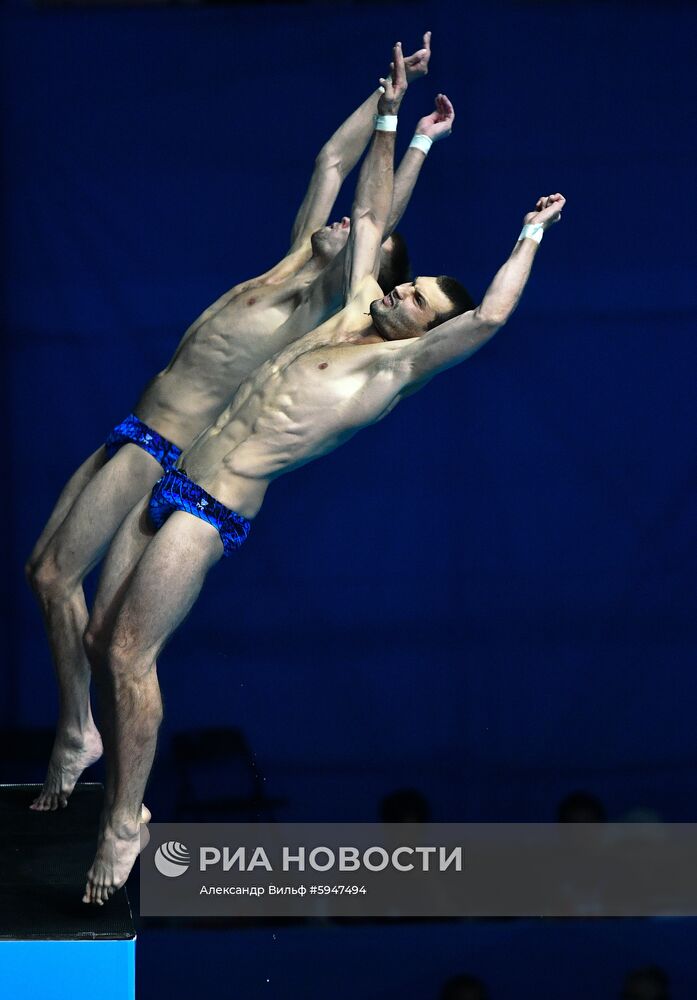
xmin=148 ymin=468 xmax=251 ymax=557
xmin=104 ymin=414 xmax=182 ymax=471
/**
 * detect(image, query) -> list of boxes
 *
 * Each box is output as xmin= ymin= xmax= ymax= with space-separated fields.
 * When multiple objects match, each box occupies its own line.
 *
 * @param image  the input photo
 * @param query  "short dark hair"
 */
xmin=429 ymin=275 xmax=476 ymax=328
xmin=557 ymin=790 xmax=607 ymax=823
xmin=621 ymin=965 xmax=670 ymax=1000
xmin=378 ymin=231 xmax=411 ymax=292
xmin=440 ymin=974 xmax=490 ymax=1000
xmin=379 ymin=787 xmax=430 ymax=823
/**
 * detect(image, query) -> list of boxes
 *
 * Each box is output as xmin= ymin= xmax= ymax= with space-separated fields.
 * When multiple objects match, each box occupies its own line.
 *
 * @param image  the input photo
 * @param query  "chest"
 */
xmin=212 ymin=295 xmax=295 ymax=342
xmin=183 ymin=301 xmax=295 ymax=376
xmin=259 ymin=344 xmax=401 ymax=430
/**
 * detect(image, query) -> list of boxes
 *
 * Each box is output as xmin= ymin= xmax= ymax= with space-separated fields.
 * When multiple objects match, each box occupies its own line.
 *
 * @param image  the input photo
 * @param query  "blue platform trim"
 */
xmin=0 ymin=940 xmax=135 ymax=1000
xmin=105 ymin=414 xmax=182 ymax=471
xmin=148 ymin=468 xmax=251 ymax=557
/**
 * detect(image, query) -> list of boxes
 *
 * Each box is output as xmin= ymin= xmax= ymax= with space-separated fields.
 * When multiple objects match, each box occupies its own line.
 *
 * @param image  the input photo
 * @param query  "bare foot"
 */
xmin=141 ymin=803 xmax=152 ymax=824
xmin=83 ymin=819 xmax=150 ymax=905
xmin=30 ymin=726 xmax=103 ymax=811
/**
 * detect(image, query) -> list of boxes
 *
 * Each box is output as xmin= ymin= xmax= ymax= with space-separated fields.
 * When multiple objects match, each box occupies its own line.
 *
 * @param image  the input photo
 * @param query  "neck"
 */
xmin=298 ymin=255 xmax=328 ymax=283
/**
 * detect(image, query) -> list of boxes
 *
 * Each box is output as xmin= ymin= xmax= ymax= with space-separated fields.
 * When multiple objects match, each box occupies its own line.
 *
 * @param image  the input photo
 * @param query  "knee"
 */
xmin=106 ymin=629 xmax=152 ymax=684
xmin=27 ymin=549 xmax=65 ymax=602
xmin=25 ymin=531 xmax=48 ymax=589
xmin=105 ymin=629 xmax=136 ymax=675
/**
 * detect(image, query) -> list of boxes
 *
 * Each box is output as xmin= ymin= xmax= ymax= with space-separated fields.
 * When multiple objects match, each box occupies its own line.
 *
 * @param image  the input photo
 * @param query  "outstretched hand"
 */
xmin=415 ymin=93 xmax=454 ymax=142
xmin=404 ymin=31 xmax=432 ymax=82
xmin=378 ymin=42 xmax=408 ymax=116
xmin=523 ymin=193 xmax=566 ymax=230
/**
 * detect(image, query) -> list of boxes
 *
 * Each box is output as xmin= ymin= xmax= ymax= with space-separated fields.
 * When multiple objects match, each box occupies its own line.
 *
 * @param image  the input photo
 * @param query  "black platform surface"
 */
xmin=0 ymin=783 xmax=135 ymax=940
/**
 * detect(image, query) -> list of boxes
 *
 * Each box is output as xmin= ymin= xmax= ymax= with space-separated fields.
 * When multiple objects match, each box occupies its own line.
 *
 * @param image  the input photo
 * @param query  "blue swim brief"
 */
xmin=148 ymin=468 xmax=251 ymax=557
xmin=104 ymin=414 xmax=182 ymax=471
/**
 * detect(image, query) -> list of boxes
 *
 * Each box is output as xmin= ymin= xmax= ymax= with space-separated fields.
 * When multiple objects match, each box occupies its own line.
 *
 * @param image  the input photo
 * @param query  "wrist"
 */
xmin=409 ymin=132 xmax=432 ymax=155
xmin=518 ymin=223 xmax=544 ymax=245
xmin=374 ymin=113 xmax=398 ymax=132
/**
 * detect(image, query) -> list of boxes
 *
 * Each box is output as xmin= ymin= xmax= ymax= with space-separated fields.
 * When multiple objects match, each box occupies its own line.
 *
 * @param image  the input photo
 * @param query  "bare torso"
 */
xmin=132 ymin=251 xmax=333 ymax=447
xmin=181 ymin=277 xmax=414 ymax=519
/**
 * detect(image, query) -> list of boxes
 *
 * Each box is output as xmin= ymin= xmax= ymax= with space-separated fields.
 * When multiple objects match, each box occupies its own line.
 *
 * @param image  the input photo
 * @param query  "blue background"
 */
xmin=2 ymin=0 xmax=697 ymax=996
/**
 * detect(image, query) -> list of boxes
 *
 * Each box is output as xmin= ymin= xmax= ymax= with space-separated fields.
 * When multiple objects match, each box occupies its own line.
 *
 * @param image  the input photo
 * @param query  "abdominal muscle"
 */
xmin=130 ymin=281 xmax=307 ymax=448
xmin=180 ymin=340 xmax=403 ymax=520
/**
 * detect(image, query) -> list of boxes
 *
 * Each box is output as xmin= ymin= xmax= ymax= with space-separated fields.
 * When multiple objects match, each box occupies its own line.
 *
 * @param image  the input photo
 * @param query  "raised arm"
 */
xmin=289 ymin=33 xmax=431 ymax=253
xmin=403 ymin=193 xmax=566 ymax=381
xmin=342 ymin=43 xmax=408 ymax=301
xmin=386 ymin=93 xmax=455 ymax=236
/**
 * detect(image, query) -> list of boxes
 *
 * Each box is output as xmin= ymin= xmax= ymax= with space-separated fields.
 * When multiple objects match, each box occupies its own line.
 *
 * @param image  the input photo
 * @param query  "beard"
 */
xmin=369 ymin=297 xmax=385 ymax=324
xmin=310 ymin=232 xmax=329 ymax=257
xmin=369 ymin=298 xmax=397 ymax=340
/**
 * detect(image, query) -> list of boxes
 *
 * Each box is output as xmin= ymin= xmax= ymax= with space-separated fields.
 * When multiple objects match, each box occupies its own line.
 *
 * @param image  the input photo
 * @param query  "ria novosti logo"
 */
xmin=154 ymin=841 xmax=190 ymax=877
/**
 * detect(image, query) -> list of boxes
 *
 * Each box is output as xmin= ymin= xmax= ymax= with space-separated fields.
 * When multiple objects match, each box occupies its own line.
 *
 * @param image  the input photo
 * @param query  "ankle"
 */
xmin=55 ymin=721 xmax=100 ymax=749
xmin=105 ymin=812 xmax=142 ymax=840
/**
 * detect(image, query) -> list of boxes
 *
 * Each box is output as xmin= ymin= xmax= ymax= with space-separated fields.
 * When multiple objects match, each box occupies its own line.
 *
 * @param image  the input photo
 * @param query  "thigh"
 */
xmin=111 ymin=511 xmax=225 ymax=665
xmin=29 ymin=445 xmax=108 ymax=564
xmin=90 ymin=495 xmax=157 ymax=641
xmin=44 ymin=444 xmax=165 ymax=584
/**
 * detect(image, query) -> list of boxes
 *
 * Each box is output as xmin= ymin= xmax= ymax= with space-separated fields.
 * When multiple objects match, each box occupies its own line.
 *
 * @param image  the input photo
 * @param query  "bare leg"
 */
xmin=84 ymin=496 xmax=157 ymax=832
xmin=24 ymin=445 xmax=107 ymax=808
xmin=27 ymin=444 xmax=166 ymax=810
xmin=84 ymin=511 xmax=224 ymax=904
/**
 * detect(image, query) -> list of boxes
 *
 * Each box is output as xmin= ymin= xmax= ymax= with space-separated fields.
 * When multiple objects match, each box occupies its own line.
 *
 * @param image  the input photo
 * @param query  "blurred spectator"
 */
xmin=440 ymin=973 xmax=490 ymax=1000
xmin=621 ymin=965 xmax=670 ymax=1000
xmin=557 ymin=789 xmax=607 ymax=823
xmin=379 ymin=787 xmax=430 ymax=823
xmin=620 ymin=806 xmax=663 ymax=824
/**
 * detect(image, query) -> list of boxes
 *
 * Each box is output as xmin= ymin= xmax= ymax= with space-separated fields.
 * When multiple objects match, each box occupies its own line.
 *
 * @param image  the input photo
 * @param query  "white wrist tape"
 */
xmin=409 ymin=133 xmax=433 ymax=155
xmin=375 ymin=114 xmax=398 ymax=132
xmin=518 ymin=223 xmax=544 ymax=244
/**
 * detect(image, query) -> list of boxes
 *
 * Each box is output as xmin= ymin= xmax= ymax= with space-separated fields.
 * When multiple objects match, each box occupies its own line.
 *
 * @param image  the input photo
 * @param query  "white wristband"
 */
xmin=375 ymin=114 xmax=398 ymax=132
xmin=409 ymin=133 xmax=433 ymax=155
xmin=518 ymin=223 xmax=544 ymax=244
